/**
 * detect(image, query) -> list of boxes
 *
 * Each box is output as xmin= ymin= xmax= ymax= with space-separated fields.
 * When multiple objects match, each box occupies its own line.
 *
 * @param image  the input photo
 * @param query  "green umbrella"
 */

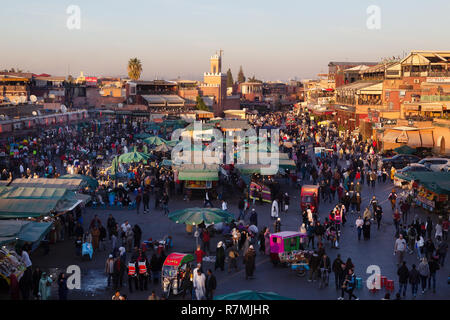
xmin=58 ymin=174 xmax=99 ymax=189
xmin=168 ymin=207 xmax=234 ymax=225
xmin=154 ymin=143 xmax=172 ymax=153
xmin=143 ymin=136 xmax=168 ymax=146
xmin=118 ymin=151 xmax=152 ymax=163
xmin=166 ymin=140 xmax=179 ymax=147
xmin=169 ymin=207 xmax=234 ymax=248
xmin=214 ymin=290 xmax=295 ymax=300
xmin=135 ymin=133 xmax=152 ymax=139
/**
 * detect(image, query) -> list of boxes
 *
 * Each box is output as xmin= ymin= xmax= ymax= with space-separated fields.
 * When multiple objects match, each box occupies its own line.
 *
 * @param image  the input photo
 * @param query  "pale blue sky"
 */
xmin=1 ymin=0 xmax=449 ymax=81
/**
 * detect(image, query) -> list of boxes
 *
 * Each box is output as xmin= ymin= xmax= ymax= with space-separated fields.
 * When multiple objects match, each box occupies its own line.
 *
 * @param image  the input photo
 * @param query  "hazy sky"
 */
xmin=1 ymin=0 xmax=449 ymax=81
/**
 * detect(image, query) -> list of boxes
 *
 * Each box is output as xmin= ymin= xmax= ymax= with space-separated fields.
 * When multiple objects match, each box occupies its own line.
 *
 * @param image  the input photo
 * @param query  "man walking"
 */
xmin=394 ymin=234 xmax=407 ymax=266
xmin=355 ymin=216 xmax=363 ymax=241
xmin=143 ymin=188 xmax=150 ymax=214
xmin=204 ymin=191 xmax=213 ymax=208
xmin=205 ymin=269 xmax=217 ymax=300
xmin=105 ymin=254 xmax=115 ymax=287
xmin=338 ymin=269 xmax=358 ymax=300
xmin=397 ymin=261 xmax=409 ymax=298
xmin=409 ymin=264 xmax=420 ymax=299
xmin=332 ymin=254 xmax=344 ymax=290
xmin=161 ymin=192 xmax=169 ymax=215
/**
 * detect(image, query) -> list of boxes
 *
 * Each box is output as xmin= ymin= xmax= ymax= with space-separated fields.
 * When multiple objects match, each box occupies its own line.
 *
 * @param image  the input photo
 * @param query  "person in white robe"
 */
xmin=271 ymin=199 xmax=279 ymax=220
xmin=193 ymin=269 xmax=206 ymax=300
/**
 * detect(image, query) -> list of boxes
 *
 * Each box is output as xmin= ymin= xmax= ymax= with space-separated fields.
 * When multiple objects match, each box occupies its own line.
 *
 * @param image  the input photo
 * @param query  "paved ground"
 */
xmin=25 ymin=168 xmax=450 ymax=301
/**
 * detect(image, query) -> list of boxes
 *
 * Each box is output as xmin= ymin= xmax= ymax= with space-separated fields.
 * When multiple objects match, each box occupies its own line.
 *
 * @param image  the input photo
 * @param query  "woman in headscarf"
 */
xmin=38 ymin=272 xmax=52 ymax=300
xmin=244 ymin=245 xmax=256 ymax=280
xmin=215 ymin=241 xmax=225 ymax=271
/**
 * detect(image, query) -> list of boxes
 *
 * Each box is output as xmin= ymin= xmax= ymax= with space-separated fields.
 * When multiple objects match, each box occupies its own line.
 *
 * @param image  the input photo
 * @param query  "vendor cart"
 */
xmin=300 ymin=185 xmax=320 ymax=213
xmin=162 ymin=253 xmax=194 ymax=298
xmin=249 ymin=181 xmax=272 ymax=203
xmin=270 ymin=231 xmax=304 ymax=266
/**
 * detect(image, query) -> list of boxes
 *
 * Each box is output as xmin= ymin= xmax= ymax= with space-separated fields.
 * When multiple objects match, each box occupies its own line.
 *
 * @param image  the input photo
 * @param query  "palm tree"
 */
xmin=127 ymin=58 xmax=143 ymax=81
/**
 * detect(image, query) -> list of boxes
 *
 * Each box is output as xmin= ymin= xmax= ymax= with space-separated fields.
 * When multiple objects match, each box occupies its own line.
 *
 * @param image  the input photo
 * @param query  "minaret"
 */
xmin=210 ymin=51 xmax=222 ymax=74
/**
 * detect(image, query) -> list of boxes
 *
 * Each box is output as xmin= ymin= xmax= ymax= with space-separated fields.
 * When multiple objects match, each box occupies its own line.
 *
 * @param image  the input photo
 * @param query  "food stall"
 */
xmin=249 ymin=180 xmax=272 ymax=203
xmin=394 ymin=172 xmax=450 ymax=213
xmin=0 ymin=247 xmax=26 ymax=285
xmin=162 ymin=253 xmax=194 ymax=297
xmin=234 ymin=164 xmax=282 ymax=203
xmin=269 ymin=231 xmax=311 ymax=276
xmin=175 ymin=164 xmax=219 ymax=200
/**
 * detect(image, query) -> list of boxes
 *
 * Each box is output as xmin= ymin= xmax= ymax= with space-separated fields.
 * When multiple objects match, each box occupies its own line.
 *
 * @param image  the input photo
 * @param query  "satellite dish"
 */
xmin=32 ymin=111 xmax=38 ymax=116
xmin=12 ymin=100 xmax=18 ymax=106
xmin=60 ymin=105 xmax=67 ymax=113
xmin=30 ymin=95 xmax=37 ymax=103
xmin=20 ymin=96 xmax=27 ymax=103
xmin=49 ymin=94 xmax=56 ymax=99
xmin=0 ymin=115 xmax=5 ymax=120
xmin=99 ymin=90 xmax=105 ymax=95
xmin=118 ymin=103 xmax=123 ymax=108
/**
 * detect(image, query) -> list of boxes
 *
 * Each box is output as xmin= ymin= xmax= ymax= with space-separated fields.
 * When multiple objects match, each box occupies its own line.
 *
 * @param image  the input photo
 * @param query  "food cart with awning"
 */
xmin=235 ymin=164 xmax=281 ymax=203
xmin=175 ymin=164 xmax=219 ymax=200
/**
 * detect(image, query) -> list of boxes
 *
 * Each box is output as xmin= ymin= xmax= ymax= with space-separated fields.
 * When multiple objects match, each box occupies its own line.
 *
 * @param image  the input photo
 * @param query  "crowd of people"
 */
xmin=3 ymin=107 xmax=448 ymax=301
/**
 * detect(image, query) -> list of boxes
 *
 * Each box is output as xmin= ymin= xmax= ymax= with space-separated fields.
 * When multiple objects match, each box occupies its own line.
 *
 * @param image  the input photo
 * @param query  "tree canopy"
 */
xmin=195 ymin=96 xmax=210 ymax=111
xmin=127 ymin=58 xmax=143 ymax=81
xmin=237 ymin=66 xmax=246 ymax=83
xmin=247 ymin=75 xmax=262 ymax=83
xmin=226 ymin=68 xmax=234 ymax=87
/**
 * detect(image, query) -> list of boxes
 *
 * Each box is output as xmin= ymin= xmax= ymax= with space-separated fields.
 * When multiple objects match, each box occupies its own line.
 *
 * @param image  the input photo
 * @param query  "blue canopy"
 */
xmin=0 ymin=220 xmax=52 ymax=246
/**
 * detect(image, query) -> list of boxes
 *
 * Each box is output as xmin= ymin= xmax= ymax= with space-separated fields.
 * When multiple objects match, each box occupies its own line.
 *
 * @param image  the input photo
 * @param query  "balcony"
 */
xmin=0 ymin=85 xmax=28 ymax=92
xmin=358 ymin=99 xmax=382 ymax=106
xmin=428 ymin=71 xmax=450 ymax=77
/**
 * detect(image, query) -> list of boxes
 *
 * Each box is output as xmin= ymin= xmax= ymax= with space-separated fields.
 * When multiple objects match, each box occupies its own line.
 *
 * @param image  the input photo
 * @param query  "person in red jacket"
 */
xmin=195 ymin=245 xmax=206 ymax=264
